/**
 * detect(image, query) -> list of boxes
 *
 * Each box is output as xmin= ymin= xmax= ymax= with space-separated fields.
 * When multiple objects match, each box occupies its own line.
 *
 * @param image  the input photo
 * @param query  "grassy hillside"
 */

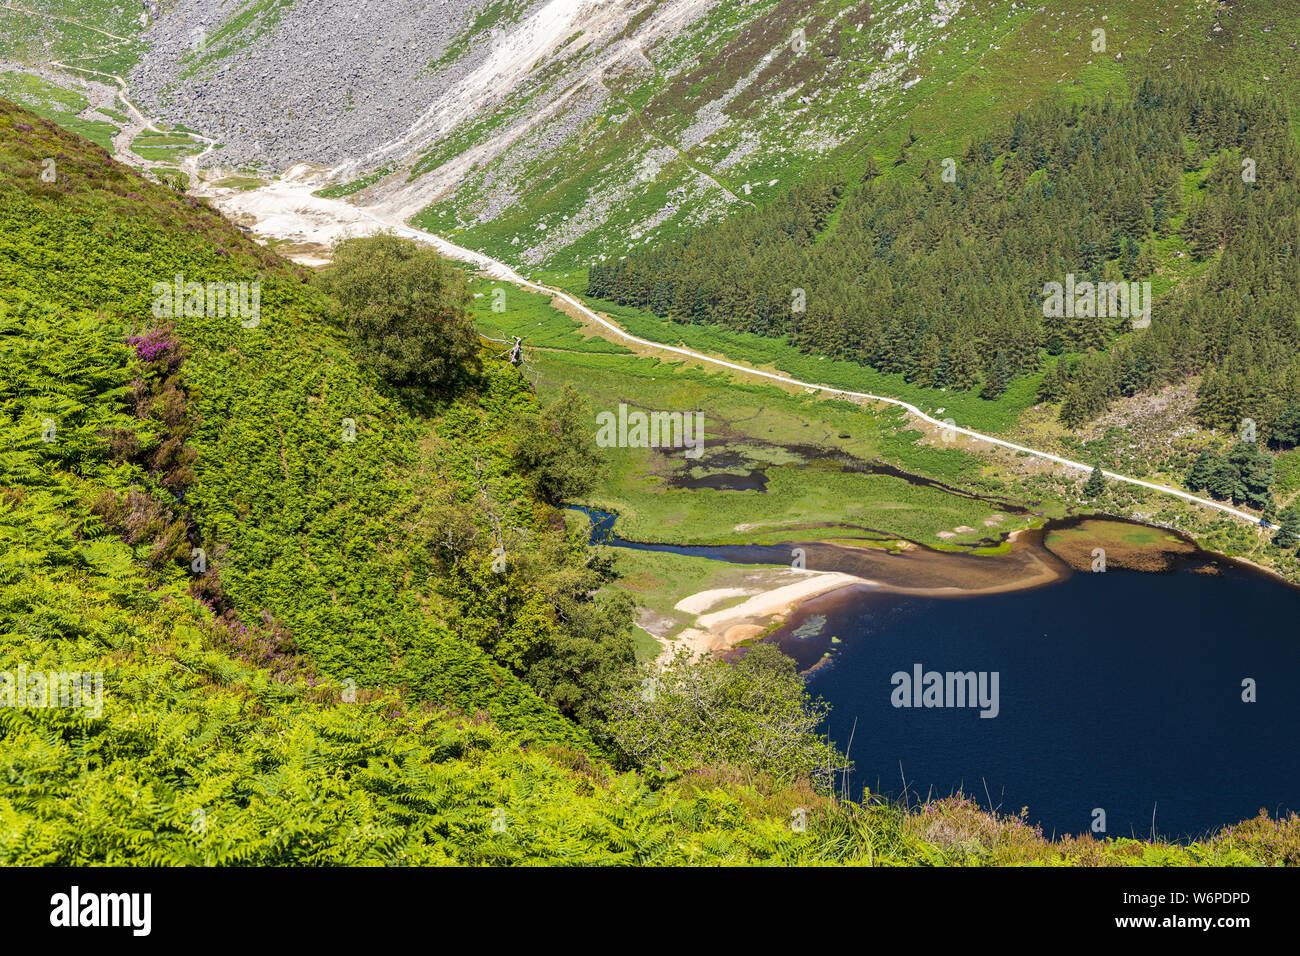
xmin=0 ymin=69 xmax=121 ymax=150
xmin=5 ymin=98 xmax=1300 ymax=866
xmin=0 ymin=0 xmax=150 ymax=75
xmin=604 ymin=73 xmax=1300 ymax=429
xmin=407 ymin=0 xmax=1300 ymax=270
xmin=0 ymin=98 xmax=588 ymax=746
xmin=7 ymin=1 xmax=1300 ymax=276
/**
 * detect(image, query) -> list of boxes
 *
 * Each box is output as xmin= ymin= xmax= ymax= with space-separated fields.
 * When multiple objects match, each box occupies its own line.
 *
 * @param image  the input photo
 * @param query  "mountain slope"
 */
xmin=0 ymin=97 xmax=596 ymax=747
xmin=5 ymin=3 xmax=1300 ymax=866
xmin=10 ymin=1 xmax=1298 ymax=275
xmin=83 ymin=0 xmax=1294 ymax=273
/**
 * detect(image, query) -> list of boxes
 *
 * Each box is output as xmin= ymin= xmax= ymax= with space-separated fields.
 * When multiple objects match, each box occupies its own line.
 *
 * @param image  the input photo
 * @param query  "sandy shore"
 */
xmin=654 ymin=528 xmax=1079 ymax=664
xmin=661 ymin=570 xmax=873 ymax=663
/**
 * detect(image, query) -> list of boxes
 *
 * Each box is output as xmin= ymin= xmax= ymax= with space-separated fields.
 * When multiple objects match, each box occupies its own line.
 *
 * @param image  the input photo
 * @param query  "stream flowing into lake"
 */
xmin=577 ymin=507 xmax=1300 ymax=840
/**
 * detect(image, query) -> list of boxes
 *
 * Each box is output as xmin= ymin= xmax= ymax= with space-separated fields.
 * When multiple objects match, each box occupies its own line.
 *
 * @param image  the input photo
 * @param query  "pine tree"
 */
xmin=1227 ymin=441 xmax=1275 ymax=508
xmin=906 ymin=333 xmax=940 ymax=385
xmin=873 ymin=320 xmax=907 ymax=374
xmin=1207 ymin=458 xmax=1241 ymax=502
xmin=1059 ymin=383 xmax=1087 ymax=429
xmin=1134 ymin=240 xmax=1158 ymax=279
xmin=1273 ymin=507 xmax=1300 ymax=549
xmin=1261 ymin=497 xmax=1278 ymax=528
xmin=651 ymin=281 xmax=672 ymax=317
xmin=1270 ymin=401 xmax=1300 ymax=449
xmin=1186 ymin=450 xmax=1217 ymax=490
xmin=692 ymin=286 xmax=708 ymax=323
xmin=980 ymin=350 xmax=1010 ymax=400
xmin=1038 ymin=358 xmax=1067 ymax=402
xmin=933 ymin=344 xmax=951 ymax=389
xmin=948 ymin=339 xmax=983 ymax=390
xmin=1084 ymin=464 xmax=1106 ymax=498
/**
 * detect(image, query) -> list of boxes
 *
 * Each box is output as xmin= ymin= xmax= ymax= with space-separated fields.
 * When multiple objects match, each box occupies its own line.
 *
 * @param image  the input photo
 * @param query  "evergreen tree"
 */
xmin=873 ymin=320 xmax=907 ymax=374
xmin=980 ymin=350 xmax=1010 ymax=400
xmin=948 ymin=339 xmax=983 ymax=390
xmin=1059 ymin=383 xmax=1087 ymax=429
xmin=1261 ymin=497 xmax=1278 ymax=528
xmin=1038 ymin=358 xmax=1067 ymax=403
xmin=1084 ymin=463 xmax=1106 ymax=498
xmin=1273 ymin=507 xmax=1300 ymax=549
xmin=1186 ymin=450 xmax=1217 ymax=491
xmin=651 ymin=281 xmax=672 ymax=317
xmin=1227 ymin=441 xmax=1275 ymax=508
xmin=1207 ymin=458 xmax=1241 ymax=502
xmin=692 ymin=286 xmax=708 ymax=323
xmin=1270 ymin=401 xmax=1300 ymax=449
xmin=933 ymin=343 xmax=951 ymax=389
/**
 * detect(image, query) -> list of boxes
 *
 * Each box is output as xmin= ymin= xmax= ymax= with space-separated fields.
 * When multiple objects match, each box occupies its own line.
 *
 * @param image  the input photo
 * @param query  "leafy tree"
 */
xmin=605 ymin=644 xmax=841 ymax=785
xmin=515 ymin=383 xmax=607 ymax=505
xmin=317 ymin=234 xmax=480 ymax=397
xmin=519 ymin=544 xmax=638 ymax=730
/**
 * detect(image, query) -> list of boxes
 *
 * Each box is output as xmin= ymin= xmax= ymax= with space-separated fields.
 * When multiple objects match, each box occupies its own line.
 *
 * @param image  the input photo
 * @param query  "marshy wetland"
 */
xmin=482 ymin=272 xmax=1300 ymax=843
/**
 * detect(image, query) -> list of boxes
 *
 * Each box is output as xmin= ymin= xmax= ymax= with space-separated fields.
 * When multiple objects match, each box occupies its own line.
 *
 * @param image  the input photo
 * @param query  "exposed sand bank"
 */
xmin=656 ymin=527 xmax=1076 ymax=663
xmin=774 ymin=529 xmax=1067 ymax=598
xmin=673 ymin=587 xmax=753 ymax=615
xmin=660 ymin=570 xmax=873 ymax=663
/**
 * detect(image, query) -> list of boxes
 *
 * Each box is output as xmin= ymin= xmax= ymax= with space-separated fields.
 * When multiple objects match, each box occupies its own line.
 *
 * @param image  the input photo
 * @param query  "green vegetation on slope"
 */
xmin=0 ymin=1 xmax=147 ymax=75
xmin=0 ymin=100 xmax=590 ymax=748
xmin=0 ymin=70 xmax=119 ymax=150
xmin=604 ymin=77 xmax=1300 ymax=442
xmin=466 ymin=273 xmax=1034 ymax=550
xmin=4 ymin=88 xmax=1300 ymax=864
xmin=409 ymin=0 xmax=1300 ymax=275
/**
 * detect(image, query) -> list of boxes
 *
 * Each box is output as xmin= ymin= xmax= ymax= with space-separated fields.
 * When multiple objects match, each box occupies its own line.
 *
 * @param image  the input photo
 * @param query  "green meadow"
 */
xmin=468 ymin=275 xmax=1027 ymax=550
xmin=0 ymin=70 xmax=118 ymax=150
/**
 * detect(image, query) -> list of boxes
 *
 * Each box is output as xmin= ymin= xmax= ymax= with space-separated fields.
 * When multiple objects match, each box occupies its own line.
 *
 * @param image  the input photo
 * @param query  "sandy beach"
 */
xmin=651 ymin=527 xmax=1082 ymax=664
xmin=659 ymin=569 xmax=874 ymax=663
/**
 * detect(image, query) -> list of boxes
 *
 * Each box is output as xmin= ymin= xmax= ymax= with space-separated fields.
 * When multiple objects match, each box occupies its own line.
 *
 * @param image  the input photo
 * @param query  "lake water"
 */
xmin=774 ymin=566 xmax=1300 ymax=840
xmin=578 ymin=508 xmax=1300 ymax=839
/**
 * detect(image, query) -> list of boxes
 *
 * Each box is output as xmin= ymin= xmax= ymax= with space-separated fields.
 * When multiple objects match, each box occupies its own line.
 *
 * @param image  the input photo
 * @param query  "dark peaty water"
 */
xmin=772 ymin=564 xmax=1300 ymax=841
xmin=574 ymin=506 xmax=1300 ymax=839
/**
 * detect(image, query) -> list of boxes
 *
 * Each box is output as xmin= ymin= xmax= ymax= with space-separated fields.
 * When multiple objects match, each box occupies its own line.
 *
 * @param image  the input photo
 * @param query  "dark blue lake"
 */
xmin=576 ymin=507 xmax=1300 ymax=840
xmin=774 ymin=564 xmax=1300 ymax=840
